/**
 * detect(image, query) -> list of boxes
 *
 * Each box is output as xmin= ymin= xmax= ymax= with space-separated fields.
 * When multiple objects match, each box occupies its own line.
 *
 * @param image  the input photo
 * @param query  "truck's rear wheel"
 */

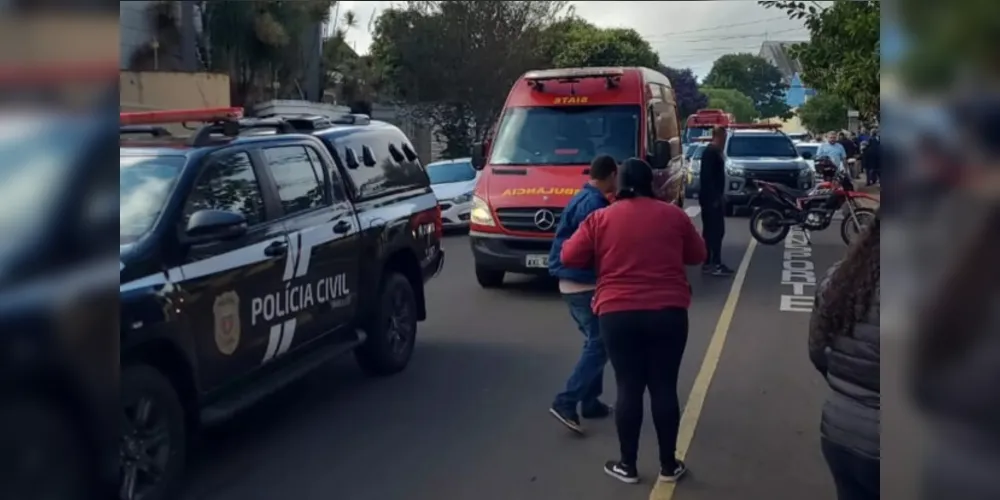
xmin=475 ymin=266 xmax=505 ymax=288
xmin=356 ymin=272 xmax=417 ymax=376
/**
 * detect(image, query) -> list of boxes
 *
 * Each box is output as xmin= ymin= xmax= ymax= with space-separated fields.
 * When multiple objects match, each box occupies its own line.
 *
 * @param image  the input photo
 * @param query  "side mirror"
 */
xmin=185 ymin=209 xmax=247 ymax=243
xmin=471 ymin=142 xmax=486 ymax=171
xmin=800 ymin=151 xmax=814 ymax=160
xmin=649 ymin=139 xmax=672 ymax=169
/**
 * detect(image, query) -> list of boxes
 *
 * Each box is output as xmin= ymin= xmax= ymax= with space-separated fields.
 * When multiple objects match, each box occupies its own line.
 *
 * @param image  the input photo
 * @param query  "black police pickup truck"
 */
xmin=119 ymin=108 xmax=444 ymax=499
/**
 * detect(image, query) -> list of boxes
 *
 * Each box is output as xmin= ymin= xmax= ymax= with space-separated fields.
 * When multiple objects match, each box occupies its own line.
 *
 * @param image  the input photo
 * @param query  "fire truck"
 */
xmin=683 ymin=109 xmax=736 ymax=145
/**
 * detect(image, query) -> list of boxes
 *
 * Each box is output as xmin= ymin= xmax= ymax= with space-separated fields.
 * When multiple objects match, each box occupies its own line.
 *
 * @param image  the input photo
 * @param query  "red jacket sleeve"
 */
xmin=682 ymin=211 xmax=708 ymax=265
xmin=560 ymin=211 xmax=598 ymax=269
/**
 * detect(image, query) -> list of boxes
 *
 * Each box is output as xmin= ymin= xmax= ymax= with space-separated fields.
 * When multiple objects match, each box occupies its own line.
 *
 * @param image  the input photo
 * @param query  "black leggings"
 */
xmin=600 ymin=308 xmax=688 ymax=468
xmin=700 ymin=201 xmax=725 ymax=266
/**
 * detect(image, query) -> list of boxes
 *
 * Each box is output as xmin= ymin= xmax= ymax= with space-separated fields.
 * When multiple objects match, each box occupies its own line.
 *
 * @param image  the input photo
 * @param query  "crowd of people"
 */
xmin=812 ymin=128 xmax=882 ymax=186
xmin=543 ymin=133 xmax=881 ymax=499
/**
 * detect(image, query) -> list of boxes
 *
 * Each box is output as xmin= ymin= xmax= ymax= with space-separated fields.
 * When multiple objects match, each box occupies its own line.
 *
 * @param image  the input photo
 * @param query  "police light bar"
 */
xmin=120 ymin=107 xmax=244 ymax=126
xmin=524 ymin=67 xmax=624 ymax=91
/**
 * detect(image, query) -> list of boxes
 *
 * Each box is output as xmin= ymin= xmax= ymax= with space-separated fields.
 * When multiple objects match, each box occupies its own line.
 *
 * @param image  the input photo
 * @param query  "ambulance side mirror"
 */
xmin=650 ymin=140 xmax=672 ymax=169
xmin=185 ymin=209 xmax=247 ymax=244
xmin=471 ymin=142 xmax=486 ymax=171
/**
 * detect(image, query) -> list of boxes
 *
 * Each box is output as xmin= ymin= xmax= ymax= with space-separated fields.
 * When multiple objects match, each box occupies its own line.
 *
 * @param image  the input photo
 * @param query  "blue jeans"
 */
xmin=553 ymin=290 xmax=607 ymax=413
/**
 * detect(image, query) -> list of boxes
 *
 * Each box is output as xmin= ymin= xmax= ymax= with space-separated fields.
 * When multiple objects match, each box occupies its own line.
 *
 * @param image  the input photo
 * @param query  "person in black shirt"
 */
xmin=698 ymin=126 xmax=734 ymax=276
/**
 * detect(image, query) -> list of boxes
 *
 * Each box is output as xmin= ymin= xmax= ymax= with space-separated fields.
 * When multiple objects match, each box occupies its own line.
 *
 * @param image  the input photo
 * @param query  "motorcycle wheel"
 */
xmin=749 ymin=208 xmax=790 ymax=245
xmin=841 ymin=207 xmax=877 ymax=245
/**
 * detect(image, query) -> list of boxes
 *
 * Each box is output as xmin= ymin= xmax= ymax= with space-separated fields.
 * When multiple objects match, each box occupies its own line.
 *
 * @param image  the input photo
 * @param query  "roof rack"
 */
xmin=119 ymin=107 xmax=298 ymax=147
xmin=119 ymin=125 xmax=172 ymax=138
xmin=524 ymin=67 xmax=624 ymax=91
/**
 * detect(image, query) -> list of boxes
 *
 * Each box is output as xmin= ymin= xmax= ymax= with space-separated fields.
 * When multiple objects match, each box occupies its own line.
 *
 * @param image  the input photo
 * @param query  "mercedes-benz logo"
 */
xmin=533 ymin=209 xmax=556 ymax=231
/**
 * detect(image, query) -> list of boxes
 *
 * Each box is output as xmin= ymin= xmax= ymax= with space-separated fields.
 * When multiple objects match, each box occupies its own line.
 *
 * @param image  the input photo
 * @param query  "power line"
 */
xmin=650 ymin=27 xmax=805 ymax=44
xmin=640 ymin=15 xmax=790 ymax=39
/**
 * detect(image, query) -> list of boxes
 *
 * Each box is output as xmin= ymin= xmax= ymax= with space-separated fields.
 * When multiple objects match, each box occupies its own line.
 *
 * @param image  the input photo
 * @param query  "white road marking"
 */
xmin=684 ymin=206 xmax=702 ymax=218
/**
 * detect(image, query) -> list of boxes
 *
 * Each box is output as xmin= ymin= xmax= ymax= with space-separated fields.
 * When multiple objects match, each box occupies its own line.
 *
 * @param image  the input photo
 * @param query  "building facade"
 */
xmin=758 ymin=41 xmax=815 ymax=108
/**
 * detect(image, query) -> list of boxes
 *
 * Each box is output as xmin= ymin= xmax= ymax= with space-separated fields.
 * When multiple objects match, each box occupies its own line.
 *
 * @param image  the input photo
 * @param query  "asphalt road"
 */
xmin=179 ymin=207 xmax=855 ymax=500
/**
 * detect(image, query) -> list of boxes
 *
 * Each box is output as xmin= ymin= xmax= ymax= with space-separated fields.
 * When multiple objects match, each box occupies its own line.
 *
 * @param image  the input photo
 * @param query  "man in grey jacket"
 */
xmin=809 ymin=212 xmax=880 ymax=500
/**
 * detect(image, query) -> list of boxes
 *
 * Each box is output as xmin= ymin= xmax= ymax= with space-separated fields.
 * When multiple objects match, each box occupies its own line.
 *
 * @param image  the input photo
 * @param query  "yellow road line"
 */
xmin=650 ymin=239 xmax=758 ymax=500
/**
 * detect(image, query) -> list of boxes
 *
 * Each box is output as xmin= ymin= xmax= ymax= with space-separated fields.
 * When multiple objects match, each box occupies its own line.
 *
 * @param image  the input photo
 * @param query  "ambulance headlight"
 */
xmin=469 ymin=196 xmax=495 ymax=227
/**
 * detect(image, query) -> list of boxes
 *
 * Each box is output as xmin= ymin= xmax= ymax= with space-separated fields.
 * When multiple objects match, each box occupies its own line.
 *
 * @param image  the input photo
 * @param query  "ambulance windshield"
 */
xmin=489 ymin=105 xmax=640 ymax=166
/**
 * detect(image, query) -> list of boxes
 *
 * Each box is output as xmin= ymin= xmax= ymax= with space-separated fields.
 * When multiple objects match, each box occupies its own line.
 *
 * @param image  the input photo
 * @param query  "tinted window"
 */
xmin=262 ymin=146 xmax=326 ymax=215
xmin=490 ymin=105 xmax=640 ymax=165
xmin=305 ymin=146 xmax=345 ymax=202
xmin=727 ymin=135 xmax=798 ymax=158
xmin=121 ymin=155 xmax=185 ymax=244
xmin=690 ymin=144 xmax=707 ymax=159
xmin=796 ymin=144 xmax=819 ymax=158
xmin=683 ymin=127 xmax=713 ymax=144
xmin=338 ymin=131 xmax=428 ymax=199
xmin=183 ymin=152 xmax=265 ymax=226
xmin=426 ymin=161 xmax=475 ymax=184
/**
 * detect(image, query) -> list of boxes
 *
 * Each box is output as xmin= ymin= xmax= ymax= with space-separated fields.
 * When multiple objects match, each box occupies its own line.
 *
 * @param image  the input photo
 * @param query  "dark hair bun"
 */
xmin=616 ymin=157 xmax=655 ymax=199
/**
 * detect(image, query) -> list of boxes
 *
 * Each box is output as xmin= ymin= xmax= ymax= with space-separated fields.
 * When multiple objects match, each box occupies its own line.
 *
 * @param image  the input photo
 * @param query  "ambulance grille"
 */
xmin=496 ymin=207 xmax=564 ymax=234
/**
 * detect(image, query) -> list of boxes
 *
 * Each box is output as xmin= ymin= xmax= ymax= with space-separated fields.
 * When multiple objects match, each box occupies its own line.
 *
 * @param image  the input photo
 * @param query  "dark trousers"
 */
xmin=821 ymin=438 xmax=880 ymax=500
xmin=552 ymin=290 xmax=607 ymax=413
xmin=601 ymin=308 xmax=688 ymax=468
xmin=700 ymin=200 xmax=725 ymax=266
xmin=866 ymin=166 xmax=880 ymax=185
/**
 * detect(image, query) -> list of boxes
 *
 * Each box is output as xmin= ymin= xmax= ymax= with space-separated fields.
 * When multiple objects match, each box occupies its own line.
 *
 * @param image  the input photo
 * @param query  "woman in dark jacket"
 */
xmin=809 ymin=210 xmax=880 ymax=500
xmin=561 ymin=158 xmax=707 ymax=485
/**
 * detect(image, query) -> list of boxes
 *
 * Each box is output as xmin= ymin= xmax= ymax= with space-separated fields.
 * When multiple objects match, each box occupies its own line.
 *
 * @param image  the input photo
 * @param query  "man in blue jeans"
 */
xmin=547 ymin=155 xmax=618 ymax=434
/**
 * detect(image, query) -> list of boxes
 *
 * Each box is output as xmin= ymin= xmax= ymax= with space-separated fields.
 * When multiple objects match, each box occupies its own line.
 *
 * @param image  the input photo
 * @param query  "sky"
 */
xmin=332 ymin=1 xmax=812 ymax=80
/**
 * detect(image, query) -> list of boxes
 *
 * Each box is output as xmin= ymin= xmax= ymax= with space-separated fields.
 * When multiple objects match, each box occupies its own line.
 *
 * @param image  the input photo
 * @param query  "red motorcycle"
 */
xmin=747 ymin=165 xmax=879 ymax=245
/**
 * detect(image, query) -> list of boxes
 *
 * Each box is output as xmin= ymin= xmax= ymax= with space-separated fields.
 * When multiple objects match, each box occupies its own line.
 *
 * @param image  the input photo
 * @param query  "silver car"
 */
xmin=723 ymin=129 xmax=815 ymax=215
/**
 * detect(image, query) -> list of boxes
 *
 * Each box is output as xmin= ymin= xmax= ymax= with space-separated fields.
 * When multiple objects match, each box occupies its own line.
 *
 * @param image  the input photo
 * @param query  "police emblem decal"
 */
xmin=213 ymin=291 xmax=241 ymax=355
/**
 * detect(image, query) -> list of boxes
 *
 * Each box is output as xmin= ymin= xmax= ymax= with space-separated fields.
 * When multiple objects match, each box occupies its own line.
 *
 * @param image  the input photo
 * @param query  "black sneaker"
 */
xmin=711 ymin=264 xmax=735 ymax=277
xmin=701 ymin=264 xmax=715 ymax=274
xmin=603 ymin=460 xmax=639 ymax=484
xmin=549 ymin=407 xmax=583 ymax=434
xmin=658 ymin=460 xmax=688 ymax=483
xmin=581 ymin=401 xmax=614 ymax=419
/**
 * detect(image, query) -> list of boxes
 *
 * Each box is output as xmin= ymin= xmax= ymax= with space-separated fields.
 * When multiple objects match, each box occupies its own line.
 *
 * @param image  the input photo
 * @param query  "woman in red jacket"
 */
xmin=561 ymin=157 xmax=707 ymax=485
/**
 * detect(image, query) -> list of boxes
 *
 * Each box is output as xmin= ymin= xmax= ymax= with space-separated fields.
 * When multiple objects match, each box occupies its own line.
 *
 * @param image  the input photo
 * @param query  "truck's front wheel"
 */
xmin=356 ymin=272 xmax=417 ymax=376
xmin=475 ymin=266 xmax=505 ymax=288
xmin=121 ymin=364 xmax=187 ymax=500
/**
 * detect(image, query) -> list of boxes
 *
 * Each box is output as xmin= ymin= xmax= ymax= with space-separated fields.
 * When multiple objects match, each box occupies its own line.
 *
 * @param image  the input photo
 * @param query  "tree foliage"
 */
xmin=200 ymin=0 xmax=335 ymax=105
xmin=796 ymin=92 xmax=848 ymax=133
xmin=894 ymin=0 xmax=1000 ymax=91
xmin=700 ymin=87 xmax=759 ymax=123
xmin=542 ymin=18 xmax=660 ymax=69
xmin=703 ymin=53 xmax=791 ymax=119
xmin=759 ymin=0 xmax=879 ymax=120
xmin=369 ymin=1 xmax=570 ymax=158
xmin=657 ymin=66 xmax=708 ymax=120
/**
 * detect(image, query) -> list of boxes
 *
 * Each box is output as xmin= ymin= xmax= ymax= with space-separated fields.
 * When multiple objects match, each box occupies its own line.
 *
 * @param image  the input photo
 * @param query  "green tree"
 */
xmin=370 ymin=1 xmax=570 ymax=158
xmin=894 ymin=0 xmax=1000 ymax=91
xmin=700 ymin=87 xmax=759 ymax=123
xmin=199 ymin=0 xmax=335 ymax=105
xmin=760 ymin=1 xmax=879 ymax=121
xmin=657 ymin=66 xmax=708 ymax=120
xmin=703 ymin=53 xmax=791 ymax=119
xmin=796 ymin=93 xmax=848 ymax=134
xmin=542 ymin=18 xmax=660 ymax=69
